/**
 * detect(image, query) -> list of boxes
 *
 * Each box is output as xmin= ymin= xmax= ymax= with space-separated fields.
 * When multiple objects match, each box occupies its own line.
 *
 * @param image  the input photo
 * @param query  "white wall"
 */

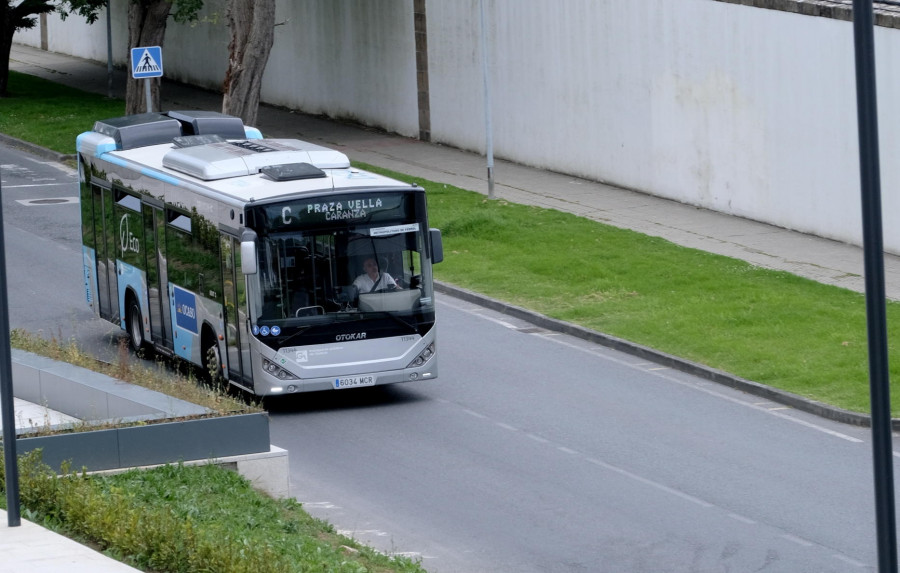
xmin=14 ymin=1 xmax=900 ymax=252
xmin=261 ymin=0 xmax=418 ymax=136
xmin=428 ymin=0 xmax=868 ymax=247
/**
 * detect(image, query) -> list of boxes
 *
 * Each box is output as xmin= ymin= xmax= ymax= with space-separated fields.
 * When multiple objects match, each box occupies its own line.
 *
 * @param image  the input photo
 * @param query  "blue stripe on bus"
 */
xmin=140 ymin=168 xmax=181 ymax=186
xmin=98 ymin=155 xmax=181 ymax=186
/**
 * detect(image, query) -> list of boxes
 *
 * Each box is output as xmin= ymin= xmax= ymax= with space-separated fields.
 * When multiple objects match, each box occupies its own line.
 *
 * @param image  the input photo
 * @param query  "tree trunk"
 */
xmin=0 ymin=16 xmax=14 ymax=97
xmin=1 ymin=0 xmax=54 ymax=98
xmin=222 ymin=0 xmax=275 ymax=127
xmin=126 ymin=1 xmax=173 ymax=114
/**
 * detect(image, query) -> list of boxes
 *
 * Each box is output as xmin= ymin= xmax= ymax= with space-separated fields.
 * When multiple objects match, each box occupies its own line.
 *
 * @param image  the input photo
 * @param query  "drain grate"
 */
xmin=15 ymin=197 xmax=79 ymax=206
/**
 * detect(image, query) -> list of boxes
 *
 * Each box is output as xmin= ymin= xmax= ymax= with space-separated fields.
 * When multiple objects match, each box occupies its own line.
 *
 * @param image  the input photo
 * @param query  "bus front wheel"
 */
xmin=204 ymin=342 xmax=227 ymax=390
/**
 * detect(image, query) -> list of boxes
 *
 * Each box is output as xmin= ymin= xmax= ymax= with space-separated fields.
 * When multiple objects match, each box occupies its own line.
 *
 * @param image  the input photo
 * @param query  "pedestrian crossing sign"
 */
xmin=131 ymin=46 xmax=163 ymax=79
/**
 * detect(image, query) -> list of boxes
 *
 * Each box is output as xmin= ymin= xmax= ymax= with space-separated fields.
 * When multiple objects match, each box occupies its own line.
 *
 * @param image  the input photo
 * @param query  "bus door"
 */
xmin=143 ymin=203 xmax=173 ymax=350
xmin=221 ymin=235 xmax=253 ymax=388
xmin=91 ymin=185 xmax=118 ymax=322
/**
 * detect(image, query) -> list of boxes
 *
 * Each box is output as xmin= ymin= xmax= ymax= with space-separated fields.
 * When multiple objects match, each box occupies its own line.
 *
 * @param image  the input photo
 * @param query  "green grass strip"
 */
xmin=0 ymin=71 xmax=124 ymax=154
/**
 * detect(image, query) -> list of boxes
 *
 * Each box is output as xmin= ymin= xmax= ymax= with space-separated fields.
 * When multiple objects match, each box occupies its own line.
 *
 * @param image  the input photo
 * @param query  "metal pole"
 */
xmin=106 ymin=0 xmax=113 ymax=99
xmin=479 ymin=0 xmax=495 ymax=199
xmin=145 ymin=79 xmax=152 ymax=113
xmin=0 ymin=174 xmax=21 ymax=527
xmin=851 ymin=1 xmax=897 ymax=571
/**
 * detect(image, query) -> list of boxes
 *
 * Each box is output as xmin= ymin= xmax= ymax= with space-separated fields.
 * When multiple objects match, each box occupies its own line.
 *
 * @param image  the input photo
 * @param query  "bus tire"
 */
xmin=127 ymin=298 xmax=146 ymax=353
xmin=204 ymin=340 xmax=227 ymax=391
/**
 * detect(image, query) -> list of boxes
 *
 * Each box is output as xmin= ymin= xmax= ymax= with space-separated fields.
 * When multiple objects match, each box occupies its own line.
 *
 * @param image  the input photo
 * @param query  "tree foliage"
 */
xmin=0 ymin=0 xmax=105 ymax=96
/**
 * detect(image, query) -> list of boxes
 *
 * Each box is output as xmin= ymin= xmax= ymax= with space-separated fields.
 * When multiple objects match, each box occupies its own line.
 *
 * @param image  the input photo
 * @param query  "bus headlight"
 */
xmin=406 ymin=342 xmax=435 ymax=368
xmin=262 ymin=358 xmax=298 ymax=380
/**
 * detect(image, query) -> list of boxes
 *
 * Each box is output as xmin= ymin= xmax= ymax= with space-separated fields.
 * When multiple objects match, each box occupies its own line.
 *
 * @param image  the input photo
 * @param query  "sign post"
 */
xmin=130 ymin=46 xmax=163 ymax=113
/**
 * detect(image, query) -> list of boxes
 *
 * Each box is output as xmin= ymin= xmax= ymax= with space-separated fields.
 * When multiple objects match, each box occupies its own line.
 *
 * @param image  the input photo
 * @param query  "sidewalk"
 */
xmin=2 ymin=42 xmax=898 ymax=572
xmin=10 ymin=43 xmax=900 ymax=300
xmin=0 ymin=508 xmax=141 ymax=572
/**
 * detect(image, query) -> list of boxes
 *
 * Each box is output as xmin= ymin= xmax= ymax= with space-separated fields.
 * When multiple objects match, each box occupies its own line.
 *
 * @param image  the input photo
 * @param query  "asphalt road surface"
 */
xmin=1 ymin=143 xmax=891 ymax=572
xmin=0 ymin=146 xmax=118 ymax=349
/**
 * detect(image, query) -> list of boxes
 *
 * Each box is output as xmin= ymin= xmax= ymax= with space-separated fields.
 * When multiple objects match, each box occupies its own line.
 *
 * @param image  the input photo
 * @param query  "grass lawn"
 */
xmin=0 ymin=71 xmax=124 ymax=154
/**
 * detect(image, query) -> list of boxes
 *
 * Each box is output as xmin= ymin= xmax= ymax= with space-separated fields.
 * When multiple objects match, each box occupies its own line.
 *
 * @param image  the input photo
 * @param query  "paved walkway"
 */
xmin=4 ymin=41 xmax=900 ymax=573
xmin=2 ymin=398 xmax=78 ymax=433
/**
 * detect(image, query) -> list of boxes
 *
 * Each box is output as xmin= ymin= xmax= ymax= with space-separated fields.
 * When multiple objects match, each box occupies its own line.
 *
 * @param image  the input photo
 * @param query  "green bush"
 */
xmin=0 ymin=451 xmax=425 ymax=573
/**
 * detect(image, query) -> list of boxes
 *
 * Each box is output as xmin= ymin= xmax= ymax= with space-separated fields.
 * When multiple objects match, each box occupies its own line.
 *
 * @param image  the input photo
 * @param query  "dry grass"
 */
xmin=10 ymin=329 xmax=261 ymax=422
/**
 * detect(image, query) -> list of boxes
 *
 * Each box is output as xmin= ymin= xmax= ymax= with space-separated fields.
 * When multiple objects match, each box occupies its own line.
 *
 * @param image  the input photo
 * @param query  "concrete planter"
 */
xmin=16 ymin=412 xmax=271 ymax=472
xmin=6 ymin=350 xmax=288 ymax=497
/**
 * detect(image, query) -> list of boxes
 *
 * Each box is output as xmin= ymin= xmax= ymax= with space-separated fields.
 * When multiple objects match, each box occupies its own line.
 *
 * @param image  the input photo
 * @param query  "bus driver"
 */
xmin=353 ymin=257 xmax=399 ymax=293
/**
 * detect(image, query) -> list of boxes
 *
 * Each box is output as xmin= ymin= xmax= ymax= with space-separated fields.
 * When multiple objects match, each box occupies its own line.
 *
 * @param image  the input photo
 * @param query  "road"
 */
xmin=0 ymin=146 xmax=119 ymax=355
xmin=1 ymin=143 xmax=889 ymax=572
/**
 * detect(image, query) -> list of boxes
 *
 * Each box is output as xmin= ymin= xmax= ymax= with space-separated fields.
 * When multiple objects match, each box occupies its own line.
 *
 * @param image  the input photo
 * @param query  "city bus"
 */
xmin=77 ymin=110 xmax=442 ymax=396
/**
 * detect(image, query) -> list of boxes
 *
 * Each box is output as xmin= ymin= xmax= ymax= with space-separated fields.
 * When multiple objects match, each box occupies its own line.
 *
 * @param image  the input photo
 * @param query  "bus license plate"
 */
xmin=334 ymin=375 xmax=376 ymax=389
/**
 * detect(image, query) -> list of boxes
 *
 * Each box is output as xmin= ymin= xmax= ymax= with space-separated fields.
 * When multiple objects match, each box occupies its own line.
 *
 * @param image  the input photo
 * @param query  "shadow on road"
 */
xmin=263 ymin=384 xmax=427 ymax=415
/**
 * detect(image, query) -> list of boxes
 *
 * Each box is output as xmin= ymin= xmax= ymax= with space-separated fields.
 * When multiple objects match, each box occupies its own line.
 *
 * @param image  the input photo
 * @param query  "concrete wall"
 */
xmin=14 ymin=1 xmax=900 ymax=253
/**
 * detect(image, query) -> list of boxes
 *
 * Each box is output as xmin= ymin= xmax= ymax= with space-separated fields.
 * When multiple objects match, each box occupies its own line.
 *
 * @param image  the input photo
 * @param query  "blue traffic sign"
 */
xmin=131 ymin=46 xmax=163 ymax=79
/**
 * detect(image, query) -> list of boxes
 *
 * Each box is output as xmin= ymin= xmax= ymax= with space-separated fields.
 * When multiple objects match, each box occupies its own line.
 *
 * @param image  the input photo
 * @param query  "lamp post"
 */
xmin=0 ymin=173 xmax=21 ymax=527
xmin=851 ymin=1 xmax=897 ymax=571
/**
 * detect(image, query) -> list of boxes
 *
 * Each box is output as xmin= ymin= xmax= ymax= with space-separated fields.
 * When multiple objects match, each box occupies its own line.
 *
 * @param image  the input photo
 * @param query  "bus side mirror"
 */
xmin=241 ymin=230 xmax=258 ymax=275
xmin=430 ymin=228 xmax=443 ymax=264
xmin=241 ymin=241 xmax=258 ymax=274
xmin=241 ymin=241 xmax=257 ymax=275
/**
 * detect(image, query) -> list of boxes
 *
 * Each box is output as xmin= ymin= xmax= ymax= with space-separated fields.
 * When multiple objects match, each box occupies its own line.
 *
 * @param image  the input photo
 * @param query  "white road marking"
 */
xmin=781 ymin=533 xmax=814 ymax=547
xmin=583 ymin=456 xmax=714 ymax=508
xmin=301 ymin=501 xmax=339 ymax=509
xmin=4 ymin=183 xmax=73 ymax=188
xmin=728 ymin=513 xmax=756 ymax=525
xmin=337 ymin=529 xmax=389 ymax=538
xmin=832 ymin=553 xmax=868 ymax=568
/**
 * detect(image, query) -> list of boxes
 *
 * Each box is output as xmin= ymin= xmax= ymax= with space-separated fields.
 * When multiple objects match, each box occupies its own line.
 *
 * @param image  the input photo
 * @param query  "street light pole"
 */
xmin=106 ymin=0 xmax=113 ymax=99
xmin=851 ymin=1 xmax=897 ymax=571
xmin=0 ymin=173 xmax=21 ymax=527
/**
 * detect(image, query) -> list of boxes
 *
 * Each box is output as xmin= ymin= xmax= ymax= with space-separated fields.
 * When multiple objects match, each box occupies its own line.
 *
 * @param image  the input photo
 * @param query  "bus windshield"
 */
xmin=247 ymin=191 xmax=435 ymax=339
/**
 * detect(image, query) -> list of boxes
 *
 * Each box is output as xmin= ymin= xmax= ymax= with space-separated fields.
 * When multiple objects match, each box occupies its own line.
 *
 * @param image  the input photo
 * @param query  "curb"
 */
xmin=434 ymin=281 xmax=884 ymax=430
xmin=0 ymin=132 xmax=76 ymax=163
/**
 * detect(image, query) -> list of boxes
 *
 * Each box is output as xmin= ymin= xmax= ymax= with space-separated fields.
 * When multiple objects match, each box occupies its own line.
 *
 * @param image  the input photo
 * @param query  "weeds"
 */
xmin=0 ymin=452 xmax=426 ymax=573
xmin=10 ymin=329 xmax=261 ymax=427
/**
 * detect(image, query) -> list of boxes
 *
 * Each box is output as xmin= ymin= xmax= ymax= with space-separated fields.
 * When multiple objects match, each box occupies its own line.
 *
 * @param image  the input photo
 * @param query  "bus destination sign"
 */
xmin=273 ymin=194 xmax=406 ymax=226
